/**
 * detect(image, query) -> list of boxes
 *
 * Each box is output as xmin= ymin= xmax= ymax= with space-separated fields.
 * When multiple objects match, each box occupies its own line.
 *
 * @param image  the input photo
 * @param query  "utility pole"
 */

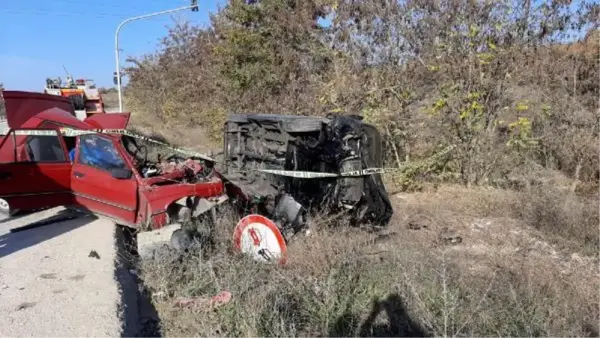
xmin=114 ymin=0 xmax=199 ymax=112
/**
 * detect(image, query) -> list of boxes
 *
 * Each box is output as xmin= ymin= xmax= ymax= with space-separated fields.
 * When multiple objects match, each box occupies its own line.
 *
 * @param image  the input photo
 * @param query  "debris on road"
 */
xmin=88 ymin=250 xmax=100 ymax=259
xmin=9 ymin=211 xmax=80 ymax=233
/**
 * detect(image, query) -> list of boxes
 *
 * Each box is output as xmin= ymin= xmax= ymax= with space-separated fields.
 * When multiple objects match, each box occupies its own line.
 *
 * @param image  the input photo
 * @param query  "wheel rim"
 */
xmin=0 ymin=199 xmax=9 ymax=211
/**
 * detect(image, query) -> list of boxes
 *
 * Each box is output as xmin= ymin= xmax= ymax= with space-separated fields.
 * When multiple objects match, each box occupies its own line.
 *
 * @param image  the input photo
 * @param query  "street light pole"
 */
xmin=114 ymin=1 xmax=199 ymax=112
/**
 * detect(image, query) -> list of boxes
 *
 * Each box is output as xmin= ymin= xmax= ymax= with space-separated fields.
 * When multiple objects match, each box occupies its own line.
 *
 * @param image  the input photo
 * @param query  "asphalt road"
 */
xmin=0 ymin=208 xmax=123 ymax=337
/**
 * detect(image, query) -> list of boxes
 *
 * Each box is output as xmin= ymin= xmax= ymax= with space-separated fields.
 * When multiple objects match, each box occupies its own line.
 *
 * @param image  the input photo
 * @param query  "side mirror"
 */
xmin=111 ymin=168 xmax=132 ymax=180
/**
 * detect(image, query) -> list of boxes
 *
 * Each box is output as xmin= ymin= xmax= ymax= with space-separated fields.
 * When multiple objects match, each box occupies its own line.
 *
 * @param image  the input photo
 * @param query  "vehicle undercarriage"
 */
xmin=221 ymin=113 xmax=394 ymax=241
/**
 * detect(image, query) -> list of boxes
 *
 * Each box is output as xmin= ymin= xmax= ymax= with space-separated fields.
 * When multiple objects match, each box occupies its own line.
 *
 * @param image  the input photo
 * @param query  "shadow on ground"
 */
xmin=330 ymin=293 xmax=429 ymax=337
xmin=0 ymin=210 xmax=97 ymax=259
xmin=115 ymin=225 xmax=163 ymax=338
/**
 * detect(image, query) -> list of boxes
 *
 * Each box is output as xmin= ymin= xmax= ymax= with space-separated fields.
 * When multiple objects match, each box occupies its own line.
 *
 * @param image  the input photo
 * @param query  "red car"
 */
xmin=0 ymin=90 xmax=225 ymax=226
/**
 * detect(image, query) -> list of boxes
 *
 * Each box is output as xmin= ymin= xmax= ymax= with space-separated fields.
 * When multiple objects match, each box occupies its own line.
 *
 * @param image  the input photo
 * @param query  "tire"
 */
xmin=70 ymin=94 xmax=85 ymax=110
xmin=0 ymin=198 xmax=9 ymax=215
xmin=170 ymin=229 xmax=192 ymax=253
xmin=0 ymin=198 xmax=17 ymax=217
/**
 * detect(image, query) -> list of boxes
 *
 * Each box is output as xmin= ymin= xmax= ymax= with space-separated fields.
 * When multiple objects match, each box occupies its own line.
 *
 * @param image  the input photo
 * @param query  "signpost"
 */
xmin=114 ymin=1 xmax=199 ymax=112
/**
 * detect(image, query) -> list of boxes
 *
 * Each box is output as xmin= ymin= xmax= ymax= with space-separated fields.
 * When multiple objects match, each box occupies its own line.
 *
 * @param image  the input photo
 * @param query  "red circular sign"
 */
xmin=233 ymin=214 xmax=288 ymax=265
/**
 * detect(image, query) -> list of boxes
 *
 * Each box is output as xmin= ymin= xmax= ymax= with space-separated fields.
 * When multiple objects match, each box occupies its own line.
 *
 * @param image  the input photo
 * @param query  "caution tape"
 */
xmin=248 ymin=145 xmax=456 ymax=179
xmin=13 ymin=127 xmax=216 ymax=162
xmin=9 ymin=127 xmax=455 ymax=179
xmin=252 ymin=167 xmax=385 ymax=178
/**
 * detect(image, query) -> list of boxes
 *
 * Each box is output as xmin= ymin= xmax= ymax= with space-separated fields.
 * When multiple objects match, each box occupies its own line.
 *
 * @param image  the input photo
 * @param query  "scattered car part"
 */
xmin=9 ymin=210 xmax=80 ymax=233
xmin=136 ymin=223 xmax=183 ymax=260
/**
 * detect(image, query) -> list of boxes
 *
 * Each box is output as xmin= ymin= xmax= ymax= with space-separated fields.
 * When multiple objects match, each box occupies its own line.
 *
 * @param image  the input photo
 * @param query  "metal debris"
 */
xmin=88 ymin=250 xmax=100 ymax=259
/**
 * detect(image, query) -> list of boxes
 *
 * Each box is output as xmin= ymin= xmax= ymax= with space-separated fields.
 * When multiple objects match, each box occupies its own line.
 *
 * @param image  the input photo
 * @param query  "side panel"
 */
xmin=140 ymin=179 xmax=225 ymax=229
xmin=0 ymin=163 xmax=72 ymax=211
xmin=70 ymin=134 xmax=138 ymax=225
xmin=0 ymin=129 xmax=73 ymax=211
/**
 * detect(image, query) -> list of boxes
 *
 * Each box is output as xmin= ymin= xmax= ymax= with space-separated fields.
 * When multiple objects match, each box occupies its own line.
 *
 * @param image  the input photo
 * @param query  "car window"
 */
xmin=78 ymin=134 xmax=127 ymax=172
xmin=0 ymin=130 xmax=67 ymax=163
xmin=39 ymin=121 xmax=77 ymax=161
xmin=24 ymin=135 xmax=67 ymax=162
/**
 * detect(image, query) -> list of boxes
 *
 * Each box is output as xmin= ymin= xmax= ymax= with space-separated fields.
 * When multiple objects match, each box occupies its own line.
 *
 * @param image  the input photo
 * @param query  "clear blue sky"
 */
xmin=0 ymin=0 xmax=223 ymax=91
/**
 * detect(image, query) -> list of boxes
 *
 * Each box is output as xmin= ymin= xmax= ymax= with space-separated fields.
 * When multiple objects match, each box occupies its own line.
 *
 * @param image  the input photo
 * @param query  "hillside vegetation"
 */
xmin=126 ymin=0 xmax=598 ymax=191
xmin=124 ymin=1 xmax=599 ymax=337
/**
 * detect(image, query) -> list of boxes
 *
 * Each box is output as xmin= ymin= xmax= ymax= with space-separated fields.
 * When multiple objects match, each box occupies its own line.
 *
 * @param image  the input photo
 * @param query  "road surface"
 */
xmin=0 ymin=208 xmax=124 ymax=337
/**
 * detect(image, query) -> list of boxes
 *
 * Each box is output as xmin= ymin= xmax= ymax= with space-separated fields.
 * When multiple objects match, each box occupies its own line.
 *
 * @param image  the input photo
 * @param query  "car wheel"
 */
xmin=0 ymin=198 xmax=17 ymax=217
xmin=170 ymin=229 xmax=192 ymax=253
xmin=70 ymin=94 xmax=85 ymax=110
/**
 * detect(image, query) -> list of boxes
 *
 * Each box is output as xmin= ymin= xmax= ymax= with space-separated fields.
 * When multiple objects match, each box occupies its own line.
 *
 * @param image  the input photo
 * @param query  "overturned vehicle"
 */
xmin=221 ymin=113 xmax=394 ymax=239
xmin=0 ymin=91 xmax=393 ymax=264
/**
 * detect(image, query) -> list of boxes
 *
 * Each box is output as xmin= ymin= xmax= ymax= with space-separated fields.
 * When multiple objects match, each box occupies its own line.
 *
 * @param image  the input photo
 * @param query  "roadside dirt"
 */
xmin=104 ymin=95 xmax=217 ymax=156
xmin=0 ymin=208 xmax=122 ymax=337
xmin=386 ymin=186 xmax=599 ymax=314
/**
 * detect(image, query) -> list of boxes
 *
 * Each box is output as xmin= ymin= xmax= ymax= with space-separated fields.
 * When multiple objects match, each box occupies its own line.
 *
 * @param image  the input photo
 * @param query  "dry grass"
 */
xmin=120 ymin=1 xmax=598 ymax=334
xmin=103 ymin=92 xmax=219 ymax=157
xmin=139 ymin=184 xmax=599 ymax=337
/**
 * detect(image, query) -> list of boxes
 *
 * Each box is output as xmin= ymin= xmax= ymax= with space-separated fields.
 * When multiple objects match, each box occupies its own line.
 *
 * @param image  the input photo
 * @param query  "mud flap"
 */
xmin=233 ymin=214 xmax=288 ymax=265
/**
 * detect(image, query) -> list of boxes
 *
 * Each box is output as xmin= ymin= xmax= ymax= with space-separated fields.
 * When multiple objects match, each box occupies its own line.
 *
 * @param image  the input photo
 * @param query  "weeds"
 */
xmin=140 ymin=188 xmax=599 ymax=337
xmin=115 ymin=1 xmax=599 ymax=335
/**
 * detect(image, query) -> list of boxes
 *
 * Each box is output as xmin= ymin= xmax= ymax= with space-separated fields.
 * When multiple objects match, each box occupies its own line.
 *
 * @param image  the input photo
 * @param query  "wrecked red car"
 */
xmin=0 ymin=91 xmax=228 ymax=235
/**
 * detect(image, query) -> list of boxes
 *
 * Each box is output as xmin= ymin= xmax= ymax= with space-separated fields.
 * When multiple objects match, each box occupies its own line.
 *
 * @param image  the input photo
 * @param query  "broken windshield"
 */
xmin=78 ymin=134 xmax=126 ymax=172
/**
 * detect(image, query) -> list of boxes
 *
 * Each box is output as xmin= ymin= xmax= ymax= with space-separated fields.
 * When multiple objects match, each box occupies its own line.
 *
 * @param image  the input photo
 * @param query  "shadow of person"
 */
xmin=358 ymin=293 xmax=429 ymax=337
xmin=330 ymin=310 xmax=361 ymax=337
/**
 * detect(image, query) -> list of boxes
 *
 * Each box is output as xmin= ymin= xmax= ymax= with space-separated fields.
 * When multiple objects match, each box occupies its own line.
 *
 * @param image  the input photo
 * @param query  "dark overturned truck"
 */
xmin=220 ymin=113 xmax=394 ymax=242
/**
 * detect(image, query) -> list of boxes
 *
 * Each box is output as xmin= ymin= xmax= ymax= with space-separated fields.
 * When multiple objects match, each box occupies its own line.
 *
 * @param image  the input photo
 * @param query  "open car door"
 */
xmin=0 ymin=128 xmax=73 ymax=214
xmin=70 ymin=133 xmax=138 ymax=226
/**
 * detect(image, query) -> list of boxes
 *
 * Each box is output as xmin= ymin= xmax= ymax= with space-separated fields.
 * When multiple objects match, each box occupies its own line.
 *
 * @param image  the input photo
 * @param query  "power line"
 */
xmin=1 ymin=1 xmax=154 ymax=14
xmin=0 ymin=1 xmax=196 ymax=20
xmin=1 ymin=9 xmax=127 ymax=19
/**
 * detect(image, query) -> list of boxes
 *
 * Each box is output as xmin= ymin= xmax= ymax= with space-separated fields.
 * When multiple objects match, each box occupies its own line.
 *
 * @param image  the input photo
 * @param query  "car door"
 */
xmin=70 ymin=133 xmax=138 ymax=225
xmin=0 ymin=128 xmax=73 ymax=213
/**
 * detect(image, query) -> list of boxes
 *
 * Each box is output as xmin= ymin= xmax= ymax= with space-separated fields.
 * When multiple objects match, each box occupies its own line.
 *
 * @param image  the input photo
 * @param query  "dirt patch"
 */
xmin=69 ymin=274 xmax=86 ymax=281
xmin=16 ymin=302 xmax=36 ymax=311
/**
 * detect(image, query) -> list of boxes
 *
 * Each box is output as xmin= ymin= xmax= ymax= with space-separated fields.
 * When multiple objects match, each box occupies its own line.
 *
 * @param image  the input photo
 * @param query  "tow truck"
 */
xmin=44 ymin=76 xmax=106 ymax=120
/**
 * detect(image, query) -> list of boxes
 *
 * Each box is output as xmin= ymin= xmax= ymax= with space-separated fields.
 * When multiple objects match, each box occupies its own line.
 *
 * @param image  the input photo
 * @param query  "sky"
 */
xmin=0 ymin=0 xmax=224 ymax=91
xmin=1 ymin=0 xmax=592 ymax=91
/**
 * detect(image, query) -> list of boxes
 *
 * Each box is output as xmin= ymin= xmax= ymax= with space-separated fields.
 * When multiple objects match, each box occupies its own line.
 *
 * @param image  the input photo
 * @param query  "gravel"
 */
xmin=0 ymin=207 xmax=123 ymax=337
